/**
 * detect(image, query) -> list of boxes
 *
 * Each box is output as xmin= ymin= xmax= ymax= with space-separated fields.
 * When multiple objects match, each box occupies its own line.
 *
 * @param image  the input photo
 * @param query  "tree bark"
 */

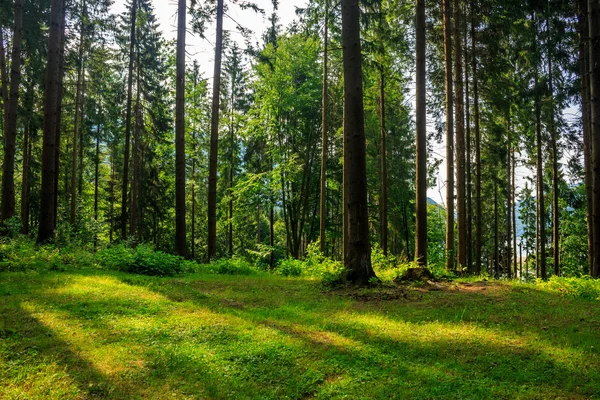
xmin=20 ymin=119 xmax=30 ymax=234
xmin=1 ymin=0 xmax=23 ymax=222
xmin=37 ymin=0 xmax=65 ymax=244
xmin=341 ymin=0 xmax=376 ymax=284
xmin=453 ymin=0 xmax=466 ymax=271
xmin=130 ymin=52 xmax=141 ymax=238
xmin=320 ymin=0 xmax=329 ymax=254
xmin=207 ymin=0 xmax=224 ymax=261
xmin=465 ymin=19 xmax=472 ymax=274
xmin=70 ymin=0 xmax=86 ymax=226
xmin=379 ymin=67 xmax=388 ymax=256
xmin=506 ymin=118 xmax=512 ymax=278
xmin=494 ymin=178 xmax=499 ymax=278
xmin=578 ymin=0 xmax=594 ymax=273
xmin=121 ymin=0 xmax=137 ymax=240
xmin=471 ymin=0 xmax=482 ymax=275
xmin=548 ymin=33 xmax=560 ymax=276
xmin=534 ymin=39 xmax=547 ymax=279
xmin=94 ymin=124 xmax=100 ymax=249
xmin=175 ymin=0 xmax=187 ymax=257
xmin=0 ymin=29 xmax=8 ymax=120
xmin=443 ymin=0 xmax=454 ymax=272
xmin=588 ymin=0 xmax=600 ymax=277
xmin=415 ymin=0 xmax=428 ymax=266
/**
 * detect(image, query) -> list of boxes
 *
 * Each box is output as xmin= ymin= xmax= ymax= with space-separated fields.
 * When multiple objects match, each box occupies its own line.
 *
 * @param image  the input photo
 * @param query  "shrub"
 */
xmin=276 ymin=258 xmax=304 ymax=277
xmin=210 ymin=257 xmax=257 ymax=275
xmin=96 ymin=244 xmax=183 ymax=277
xmin=537 ymin=276 xmax=600 ymax=300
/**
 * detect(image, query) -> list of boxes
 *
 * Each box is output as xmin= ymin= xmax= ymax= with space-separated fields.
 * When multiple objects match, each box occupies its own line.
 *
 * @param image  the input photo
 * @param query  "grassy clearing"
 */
xmin=1 ymin=268 xmax=599 ymax=399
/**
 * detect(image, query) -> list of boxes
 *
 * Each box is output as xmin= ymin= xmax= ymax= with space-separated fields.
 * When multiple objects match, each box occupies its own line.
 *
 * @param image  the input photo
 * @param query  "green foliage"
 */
xmin=96 ymin=244 xmax=183 ymax=277
xmin=276 ymin=258 xmax=304 ymax=277
xmin=537 ymin=276 xmax=600 ymax=301
xmin=0 ymin=237 xmax=94 ymax=272
xmin=209 ymin=257 xmax=258 ymax=276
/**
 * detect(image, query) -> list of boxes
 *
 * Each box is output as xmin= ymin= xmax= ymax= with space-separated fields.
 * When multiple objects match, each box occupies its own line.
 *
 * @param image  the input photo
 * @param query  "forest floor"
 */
xmin=1 ymin=269 xmax=599 ymax=399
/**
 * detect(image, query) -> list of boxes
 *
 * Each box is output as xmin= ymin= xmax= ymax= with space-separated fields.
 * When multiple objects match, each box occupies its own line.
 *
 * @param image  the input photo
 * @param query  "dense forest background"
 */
xmin=0 ymin=0 xmax=598 ymax=281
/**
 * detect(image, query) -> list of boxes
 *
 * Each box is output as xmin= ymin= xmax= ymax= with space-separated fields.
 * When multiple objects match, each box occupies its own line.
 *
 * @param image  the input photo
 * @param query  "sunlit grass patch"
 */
xmin=1 ymin=269 xmax=599 ymax=399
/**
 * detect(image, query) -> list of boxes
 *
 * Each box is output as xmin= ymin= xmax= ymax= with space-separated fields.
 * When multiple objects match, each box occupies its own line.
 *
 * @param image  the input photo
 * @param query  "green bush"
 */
xmin=210 ymin=257 xmax=257 ymax=275
xmin=276 ymin=258 xmax=304 ymax=277
xmin=96 ymin=244 xmax=183 ymax=277
xmin=537 ymin=276 xmax=600 ymax=300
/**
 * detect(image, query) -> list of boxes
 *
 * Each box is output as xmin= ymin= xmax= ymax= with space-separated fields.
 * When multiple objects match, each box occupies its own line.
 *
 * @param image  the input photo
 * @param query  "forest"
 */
xmin=1 ymin=0 xmax=600 ymax=398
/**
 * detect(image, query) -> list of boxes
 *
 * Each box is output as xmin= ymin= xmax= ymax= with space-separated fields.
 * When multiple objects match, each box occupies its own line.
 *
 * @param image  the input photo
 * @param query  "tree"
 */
xmin=121 ymin=0 xmax=137 ymax=240
xmin=1 ymin=0 xmax=23 ymax=223
xmin=589 ymin=0 xmax=600 ymax=278
xmin=37 ymin=0 xmax=65 ymax=243
xmin=415 ymin=0 xmax=427 ymax=266
xmin=175 ymin=0 xmax=187 ymax=257
xmin=341 ymin=0 xmax=376 ymax=284
xmin=320 ymin=0 xmax=329 ymax=254
xmin=207 ymin=0 xmax=224 ymax=262
xmin=454 ymin=0 xmax=466 ymax=271
xmin=443 ymin=0 xmax=454 ymax=271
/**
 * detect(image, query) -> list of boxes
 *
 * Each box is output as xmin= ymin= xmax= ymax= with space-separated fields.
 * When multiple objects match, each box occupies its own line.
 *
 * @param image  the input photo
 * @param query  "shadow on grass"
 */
xmin=1 ymin=269 xmax=599 ymax=399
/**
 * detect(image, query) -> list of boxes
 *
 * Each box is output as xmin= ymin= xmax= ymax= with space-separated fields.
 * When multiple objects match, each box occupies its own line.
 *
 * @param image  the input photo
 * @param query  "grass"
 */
xmin=1 ymin=267 xmax=599 ymax=399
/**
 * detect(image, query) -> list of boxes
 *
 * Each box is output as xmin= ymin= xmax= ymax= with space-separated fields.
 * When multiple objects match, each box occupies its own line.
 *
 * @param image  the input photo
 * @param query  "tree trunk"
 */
xmin=494 ymin=178 xmax=499 ymax=279
xmin=453 ymin=0 xmax=466 ymax=271
xmin=512 ymin=151 xmax=517 ymax=277
xmin=341 ymin=0 xmax=376 ymax=284
xmin=415 ymin=0 xmax=428 ymax=267
xmin=443 ymin=0 xmax=454 ymax=271
xmin=464 ymin=19 xmax=472 ymax=274
xmin=320 ymin=0 xmax=329 ymax=254
xmin=506 ymin=119 xmax=512 ymax=278
xmin=20 ymin=119 xmax=30 ymax=234
xmin=121 ymin=0 xmax=137 ymax=240
xmin=579 ymin=0 xmax=594 ymax=273
xmin=175 ymin=0 xmax=187 ymax=257
xmin=535 ymin=43 xmax=547 ymax=279
xmin=53 ymin=18 xmax=66 ymax=230
xmin=471 ymin=0 xmax=482 ymax=275
xmin=379 ymin=67 xmax=388 ymax=256
xmin=548 ymin=39 xmax=559 ymax=277
xmin=70 ymin=1 xmax=86 ymax=226
xmin=0 ymin=29 xmax=8 ymax=120
xmin=207 ymin=0 xmax=224 ymax=261
xmin=37 ymin=0 xmax=65 ymax=244
xmin=588 ymin=0 xmax=600 ymax=278
xmin=94 ymin=124 xmax=100 ymax=250
xmin=1 ymin=0 xmax=23 ymax=222
xmin=131 ymin=50 xmax=141 ymax=238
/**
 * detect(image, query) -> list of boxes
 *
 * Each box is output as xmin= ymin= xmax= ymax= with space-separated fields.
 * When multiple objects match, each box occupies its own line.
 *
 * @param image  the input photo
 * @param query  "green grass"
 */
xmin=1 ymin=268 xmax=599 ymax=399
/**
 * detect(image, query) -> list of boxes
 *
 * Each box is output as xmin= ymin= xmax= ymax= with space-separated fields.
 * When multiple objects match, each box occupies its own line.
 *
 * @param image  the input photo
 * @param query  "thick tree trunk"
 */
xmin=175 ymin=0 xmax=187 ymax=257
xmin=37 ymin=0 xmax=65 ymax=244
xmin=379 ymin=67 xmax=388 ymax=256
xmin=578 ymin=0 xmax=594 ymax=273
xmin=121 ymin=0 xmax=137 ymax=239
xmin=471 ymin=0 xmax=482 ymax=275
xmin=453 ymin=0 xmax=466 ymax=271
xmin=588 ymin=0 xmax=600 ymax=278
xmin=341 ymin=0 xmax=376 ymax=284
xmin=444 ymin=0 xmax=454 ymax=271
xmin=1 ymin=0 xmax=23 ymax=222
xmin=207 ymin=0 xmax=224 ymax=261
xmin=320 ymin=0 xmax=328 ymax=254
xmin=415 ymin=0 xmax=428 ymax=267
